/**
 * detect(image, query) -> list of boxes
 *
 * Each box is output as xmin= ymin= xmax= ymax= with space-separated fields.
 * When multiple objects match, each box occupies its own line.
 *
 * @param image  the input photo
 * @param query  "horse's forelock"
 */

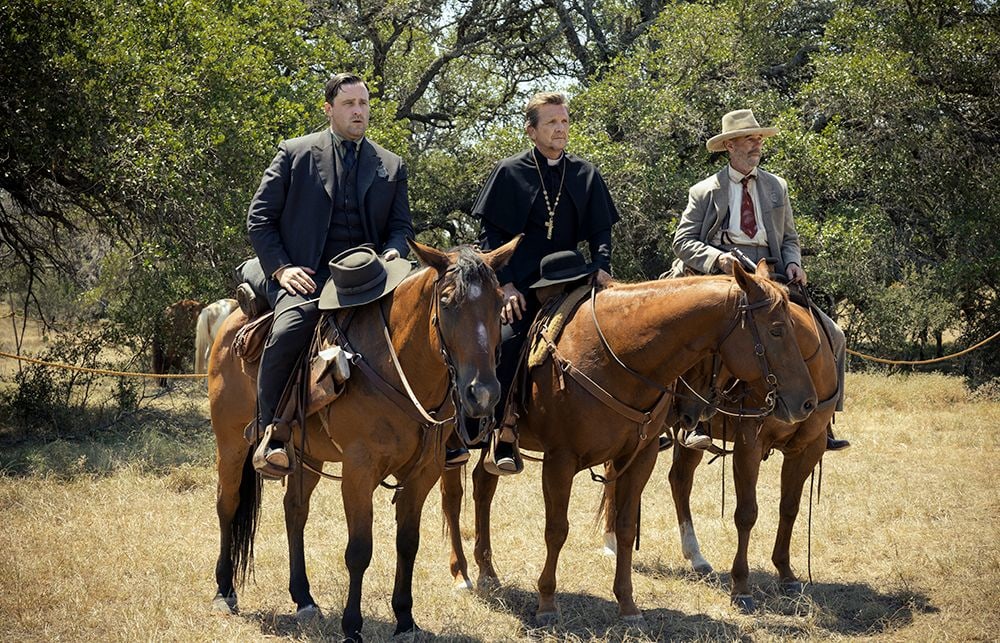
xmin=441 ymin=245 xmax=499 ymax=304
xmin=751 ymin=272 xmax=790 ymax=313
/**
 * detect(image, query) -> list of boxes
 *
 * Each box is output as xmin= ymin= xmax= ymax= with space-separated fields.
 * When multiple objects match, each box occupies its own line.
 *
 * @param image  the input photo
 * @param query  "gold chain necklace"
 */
xmin=532 ymin=151 xmax=566 ymax=239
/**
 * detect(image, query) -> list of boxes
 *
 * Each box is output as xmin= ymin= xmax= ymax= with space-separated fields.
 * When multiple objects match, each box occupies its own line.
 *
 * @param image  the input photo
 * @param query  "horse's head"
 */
xmin=407 ymin=236 xmax=522 ymax=421
xmin=721 ymin=260 xmax=818 ymax=424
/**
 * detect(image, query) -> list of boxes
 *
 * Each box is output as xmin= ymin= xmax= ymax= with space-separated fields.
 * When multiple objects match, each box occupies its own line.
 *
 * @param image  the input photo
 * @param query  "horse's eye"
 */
xmin=769 ymin=323 xmax=785 ymax=338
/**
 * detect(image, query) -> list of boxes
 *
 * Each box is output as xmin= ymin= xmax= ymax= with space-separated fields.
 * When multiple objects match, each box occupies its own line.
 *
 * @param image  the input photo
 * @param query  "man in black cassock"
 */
xmin=471 ymin=91 xmax=620 ymax=474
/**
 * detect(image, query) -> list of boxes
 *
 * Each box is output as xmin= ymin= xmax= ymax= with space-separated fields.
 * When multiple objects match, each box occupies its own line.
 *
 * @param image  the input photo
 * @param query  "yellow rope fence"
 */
xmin=846 ymin=329 xmax=1000 ymax=366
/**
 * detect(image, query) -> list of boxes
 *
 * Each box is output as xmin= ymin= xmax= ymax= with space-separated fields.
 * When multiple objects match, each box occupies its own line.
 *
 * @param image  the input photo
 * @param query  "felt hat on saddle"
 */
xmin=706 ymin=109 xmax=779 ymax=152
xmin=530 ymin=250 xmax=599 ymax=288
xmin=318 ymin=246 xmax=410 ymax=310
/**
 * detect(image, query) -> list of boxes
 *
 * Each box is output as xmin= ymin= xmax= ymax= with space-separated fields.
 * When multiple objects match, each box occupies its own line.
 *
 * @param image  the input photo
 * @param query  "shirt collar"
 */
xmin=330 ymin=129 xmax=364 ymax=157
xmin=728 ymin=165 xmax=757 ymax=184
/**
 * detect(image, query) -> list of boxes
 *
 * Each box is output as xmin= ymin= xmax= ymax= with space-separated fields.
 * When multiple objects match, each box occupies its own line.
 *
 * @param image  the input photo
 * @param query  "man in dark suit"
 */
xmin=246 ymin=72 xmax=413 ymax=475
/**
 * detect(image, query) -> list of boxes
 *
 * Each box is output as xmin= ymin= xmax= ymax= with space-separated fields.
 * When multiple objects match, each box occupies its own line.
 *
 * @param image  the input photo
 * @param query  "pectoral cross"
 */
xmin=545 ymin=216 xmax=555 ymax=240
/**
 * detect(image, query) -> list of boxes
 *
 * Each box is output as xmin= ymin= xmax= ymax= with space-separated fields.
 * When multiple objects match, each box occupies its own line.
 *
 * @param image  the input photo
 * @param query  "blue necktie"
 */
xmin=342 ymin=140 xmax=356 ymax=177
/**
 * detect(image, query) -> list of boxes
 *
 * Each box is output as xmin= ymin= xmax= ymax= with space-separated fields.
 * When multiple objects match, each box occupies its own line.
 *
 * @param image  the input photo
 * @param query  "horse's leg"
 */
xmin=601 ymin=475 xmax=618 ymax=556
xmin=772 ymin=429 xmax=827 ymax=594
xmin=611 ymin=443 xmax=658 ymax=621
xmin=669 ymin=442 xmax=712 ymax=574
xmin=213 ymin=437 xmax=255 ymax=613
xmin=341 ymin=464 xmax=377 ymax=642
xmin=284 ymin=467 xmax=322 ymax=616
xmin=536 ymin=453 xmax=576 ymax=625
xmin=730 ymin=428 xmax=764 ymax=612
xmin=391 ymin=464 xmax=441 ymax=636
xmin=471 ymin=453 xmax=502 ymax=589
xmin=440 ymin=465 xmax=473 ymax=589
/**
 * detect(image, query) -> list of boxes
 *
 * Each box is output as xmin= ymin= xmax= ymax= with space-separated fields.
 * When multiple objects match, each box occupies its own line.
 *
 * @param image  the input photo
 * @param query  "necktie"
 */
xmin=740 ymin=175 xmax=757 ymax=238
xmin=342 ymin=140 xmax=357 ymax=176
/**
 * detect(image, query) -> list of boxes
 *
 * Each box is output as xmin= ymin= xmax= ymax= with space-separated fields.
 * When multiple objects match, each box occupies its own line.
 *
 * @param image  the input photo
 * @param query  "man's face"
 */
xmin=725 ymin=134 xmax=764 ymax=172
xmin=527 ymin=103 xmax=570 ymax=159
xmin=324 ymin=82 xmax=370 ymax=141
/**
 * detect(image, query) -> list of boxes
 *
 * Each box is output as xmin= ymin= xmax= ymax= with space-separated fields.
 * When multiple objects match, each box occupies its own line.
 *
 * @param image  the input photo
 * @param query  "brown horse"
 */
xmin=441 ymin=262 xmax=817 ymax=624
xmin=208 ymin=239 xmax=518 ymax=642
xmin=152 ymin=298 xmax=204 ymax=386
xmin=665 ymin=301 xmax=837 ymax=612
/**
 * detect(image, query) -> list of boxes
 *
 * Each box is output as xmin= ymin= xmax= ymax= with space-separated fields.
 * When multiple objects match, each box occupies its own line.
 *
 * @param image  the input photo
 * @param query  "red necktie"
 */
xmin=740 ymin=175 xmax=757 ymax=238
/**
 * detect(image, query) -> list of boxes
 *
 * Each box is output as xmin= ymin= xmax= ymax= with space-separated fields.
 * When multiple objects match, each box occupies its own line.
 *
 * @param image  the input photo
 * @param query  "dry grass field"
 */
xmin=1 ymin=369 xmax=998 ymax=641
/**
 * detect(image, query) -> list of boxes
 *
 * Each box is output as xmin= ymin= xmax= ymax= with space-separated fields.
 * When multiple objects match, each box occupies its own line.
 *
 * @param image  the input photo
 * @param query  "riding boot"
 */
xmin=681 ymin=422 xmax=713 ymax=450
xmin=444 ymin=430 xmax=470 ymax=470
xmin=826 ymin=425 xmax=850 ymax=452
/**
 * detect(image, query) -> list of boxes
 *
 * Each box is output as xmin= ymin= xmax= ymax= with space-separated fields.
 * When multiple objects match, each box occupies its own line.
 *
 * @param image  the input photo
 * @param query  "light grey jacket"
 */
xmin=670 ymin=166 xmax=801 ymax=276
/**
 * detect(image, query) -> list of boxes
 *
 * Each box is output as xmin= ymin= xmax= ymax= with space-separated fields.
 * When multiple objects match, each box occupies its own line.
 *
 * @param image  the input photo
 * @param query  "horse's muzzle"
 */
xmin=775 ymin=394 xmax=817 ymax=425
xmin=461 ymin=376 xmax=500 ymax=418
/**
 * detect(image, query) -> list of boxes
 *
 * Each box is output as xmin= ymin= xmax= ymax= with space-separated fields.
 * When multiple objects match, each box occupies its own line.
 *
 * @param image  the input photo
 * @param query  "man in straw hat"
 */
xmin=669 ymin=109 xmax=849 ymax=452
xmin=243 ymin=72 xmax=414 ymax=477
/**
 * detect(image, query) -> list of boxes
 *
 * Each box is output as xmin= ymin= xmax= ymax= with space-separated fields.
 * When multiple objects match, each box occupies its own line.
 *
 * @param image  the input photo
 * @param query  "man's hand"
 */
xmin=595 ymin=269 xmax=613 ymax=287
xmin=786 ymin=262 xmax=807 ymax=285
xmin=716 ymin=252 xmax=736 ymax=275
xmin=275 ymin=265 xmax=317 ymax=296
xmin=500 ymin=283 xmax=526 ymax=325
xmin=382 ymin=248 xmax=400 ymax=261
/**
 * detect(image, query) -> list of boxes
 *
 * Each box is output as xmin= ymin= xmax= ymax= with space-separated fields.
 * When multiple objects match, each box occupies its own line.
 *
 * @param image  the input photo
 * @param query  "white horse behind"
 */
xmin=195 ymin=298 xmax=238 ymax=374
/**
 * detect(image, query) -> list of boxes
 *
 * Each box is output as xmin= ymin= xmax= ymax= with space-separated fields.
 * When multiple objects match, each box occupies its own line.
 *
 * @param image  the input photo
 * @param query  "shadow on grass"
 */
xmin=240 ymin=605 xmax=466 ymax=642
xmin=635 ymin=559 xmax=937 ymax=637
xmin=476 ymin=583 xmax=741 ymax=641
xmin=0 ymin=381 xmax=215 ymax=478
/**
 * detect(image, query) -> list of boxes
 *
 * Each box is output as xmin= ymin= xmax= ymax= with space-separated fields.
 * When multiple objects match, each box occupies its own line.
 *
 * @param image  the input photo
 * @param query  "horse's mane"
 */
xmin=601 ymin=272 xmax=789 ymax=312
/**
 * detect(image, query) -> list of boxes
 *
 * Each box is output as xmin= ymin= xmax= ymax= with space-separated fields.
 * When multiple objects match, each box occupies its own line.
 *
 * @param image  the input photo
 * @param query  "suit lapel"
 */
xmin=708 ymin=166 xmax=730 ymax=238
xmin=311 ymin=132 xmax=336 ymax=199
xmin=757 ymin=171 xmax=782 ymax=260
xmin=356 ymin=139 xmax=378 ymax=210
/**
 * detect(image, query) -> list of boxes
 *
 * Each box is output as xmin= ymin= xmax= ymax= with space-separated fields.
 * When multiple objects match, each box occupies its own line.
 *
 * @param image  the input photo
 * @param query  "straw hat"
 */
xmin=706 ymin=109 xmax=778 ymax=152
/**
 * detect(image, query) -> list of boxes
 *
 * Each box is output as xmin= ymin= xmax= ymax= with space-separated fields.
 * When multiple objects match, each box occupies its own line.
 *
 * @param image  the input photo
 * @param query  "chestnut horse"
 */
xmin=208 ymin=239 xmax=518 ymax=642
xmin=662 ymin=301 xmax=838 ymax=612
xmin=152 ymin=298 xmax=204 ymax=386
xmin=441 ymin=262 xmax=817 ymax=624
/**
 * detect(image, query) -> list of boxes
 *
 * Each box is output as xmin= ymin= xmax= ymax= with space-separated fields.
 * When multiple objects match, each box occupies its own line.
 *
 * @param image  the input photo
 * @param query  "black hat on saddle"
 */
xmin=530 ymin=250 xmax=599 ymax=289
xmin=318 ymin=246 xmax=411 ymax=310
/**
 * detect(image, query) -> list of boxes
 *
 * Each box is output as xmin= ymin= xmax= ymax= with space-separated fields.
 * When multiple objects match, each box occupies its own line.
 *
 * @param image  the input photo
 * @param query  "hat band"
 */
xmin=338 ymin=272 xmax=387 ymax=295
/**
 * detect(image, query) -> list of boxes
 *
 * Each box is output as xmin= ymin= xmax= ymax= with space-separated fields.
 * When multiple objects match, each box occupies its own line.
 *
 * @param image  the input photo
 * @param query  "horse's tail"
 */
xmin=231 ymin=448 xmax=262 ymax=587
xmin=594 ymin=464 xmax=615 ymax=534
xmin=195 ymin=308 xmax=211 ymax=374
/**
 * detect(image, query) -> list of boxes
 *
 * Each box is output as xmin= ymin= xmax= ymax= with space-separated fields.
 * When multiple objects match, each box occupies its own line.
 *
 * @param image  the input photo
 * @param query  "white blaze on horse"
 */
xmin=195 ymin=298 xmax=238 ymax=374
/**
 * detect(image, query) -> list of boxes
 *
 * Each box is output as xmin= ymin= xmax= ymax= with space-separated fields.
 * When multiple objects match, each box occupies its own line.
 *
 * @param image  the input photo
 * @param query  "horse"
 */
xmin=195 ymin=298 xmax=237 ymax=374
xmin=208 ymin=238 xmax=519 ymax=642
xmin=152 ymin=298 xmax=204 ymax=386
xmin=600 ymin=299 xmax=837 ymax=612
xmin=441 ymin=261 xmax=818 ymax=624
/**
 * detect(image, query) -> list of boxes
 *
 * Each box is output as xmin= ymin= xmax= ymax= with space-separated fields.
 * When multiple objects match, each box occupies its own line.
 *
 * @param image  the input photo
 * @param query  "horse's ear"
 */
xmin=732 ymin=260 xmax=763 ymax=298
xmin=755 ymin=258 xmax=770 ymax=278
xmin=483 ymin=234 xmax=523 ymax=273
xmin=407 ymin=238 xmax=450 ymax=274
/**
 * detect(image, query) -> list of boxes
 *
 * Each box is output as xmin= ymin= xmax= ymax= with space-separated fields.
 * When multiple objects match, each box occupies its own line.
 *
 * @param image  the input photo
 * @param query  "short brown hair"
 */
xmin=324 ymin=73 xmax=366 ymax=104
xmin=525 ymin=92 xmax=568 ymax=127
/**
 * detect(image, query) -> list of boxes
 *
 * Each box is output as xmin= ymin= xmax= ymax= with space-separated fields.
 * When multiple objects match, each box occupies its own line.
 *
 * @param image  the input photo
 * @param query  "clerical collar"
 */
xmin=728 ymin=165 xmax=757 ymax=183
xmin=533 ymin=147 xmax=564 ymax=167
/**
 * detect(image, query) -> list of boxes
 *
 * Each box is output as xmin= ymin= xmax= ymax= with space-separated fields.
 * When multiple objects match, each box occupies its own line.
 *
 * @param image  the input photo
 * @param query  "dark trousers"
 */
xmin=256 ymin=278 xmax=326 ymax=428
xmin=494 ymin=289 xmax=540 ymax=423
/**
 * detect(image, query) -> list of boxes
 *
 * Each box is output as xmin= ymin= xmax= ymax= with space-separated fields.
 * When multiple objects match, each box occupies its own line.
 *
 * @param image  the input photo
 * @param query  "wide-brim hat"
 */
xmin=318 ymin=246 xmax=411 ymax=310
xmin=530 ymin=250 xmax=599 ymax=288
xmin=706 ymin=109 xmax=778 ymax=152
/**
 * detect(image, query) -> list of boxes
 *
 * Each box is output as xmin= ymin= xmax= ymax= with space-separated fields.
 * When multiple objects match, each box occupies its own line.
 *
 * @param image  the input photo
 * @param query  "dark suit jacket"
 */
xmin=670 ymin=166 xmax=801 ymax=277
xmin=247 ymin=130 xmax=413 ymax=278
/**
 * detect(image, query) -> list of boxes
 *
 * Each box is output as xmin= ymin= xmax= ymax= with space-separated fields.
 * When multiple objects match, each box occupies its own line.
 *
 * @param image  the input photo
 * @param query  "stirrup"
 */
xmin=483 ymin=429 xmax=523 ymax=476
xmin=252 ymin=423 xmax=295 ymax=478
xmin=680 ymin=429 xmax=713 ymax=451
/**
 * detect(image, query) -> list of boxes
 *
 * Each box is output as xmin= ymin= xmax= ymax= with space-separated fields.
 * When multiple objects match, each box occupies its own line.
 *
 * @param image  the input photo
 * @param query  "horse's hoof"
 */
xmin=210 ymin=592 xmax=237 ymax=614
xmin=453 ymin=577 xmax=474 ymax=591
xmin=476 ymin=575 xmax=500 ymax=592
xmin=535 ymin=610 xmax=559 ymax=626
xmin=295 ymin=604 xmax=323 ymax=624
xmin=621 ymin=613 xmax=646 ymax=625
xmin=692 ymin=562 xmax=714 ymax=576
xmin=393 ymin=623 xmax=422 ymax=639
xmin=780 ymin=580 xmax=803 ymax=596
xmin=732 ymin=594 xmax=755 ymax=613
